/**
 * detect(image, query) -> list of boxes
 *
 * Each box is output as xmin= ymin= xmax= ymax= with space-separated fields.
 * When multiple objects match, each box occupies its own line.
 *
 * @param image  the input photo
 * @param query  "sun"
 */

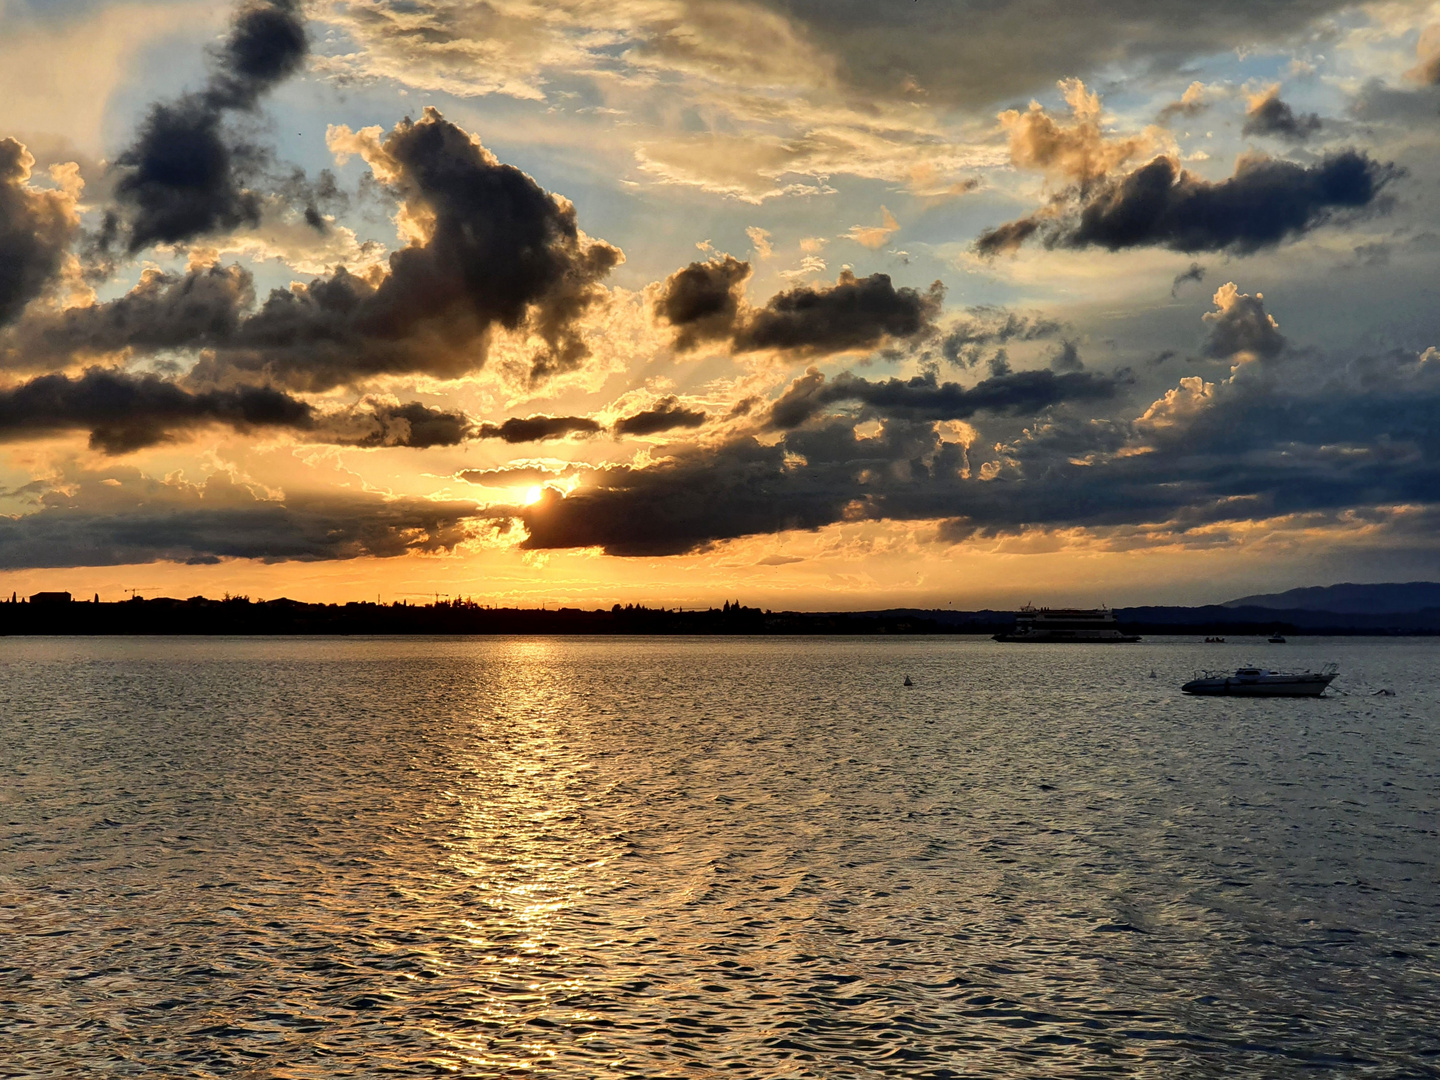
xmin=524 ymin=485 xmax=544 ymax=505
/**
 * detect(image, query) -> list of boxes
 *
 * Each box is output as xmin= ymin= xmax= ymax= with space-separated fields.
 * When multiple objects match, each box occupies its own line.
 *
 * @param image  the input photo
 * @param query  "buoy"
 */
xmin=903 ymin=676 xmax=913 ymax=687
xmin=1149 ymin=669 xmax=1157 ymax=679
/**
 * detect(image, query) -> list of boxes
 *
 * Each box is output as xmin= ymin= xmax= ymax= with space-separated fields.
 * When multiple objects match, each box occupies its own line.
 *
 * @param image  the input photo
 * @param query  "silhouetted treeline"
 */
xmin=0 ymin=596 xmax=981 ymax=636
xmin=3 ymin=595 xmax=1439 ymax=636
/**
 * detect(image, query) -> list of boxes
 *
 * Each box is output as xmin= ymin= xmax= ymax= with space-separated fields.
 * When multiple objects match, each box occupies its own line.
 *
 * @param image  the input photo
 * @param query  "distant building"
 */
xmin=30 ymin=591 xmax=72 ymax=604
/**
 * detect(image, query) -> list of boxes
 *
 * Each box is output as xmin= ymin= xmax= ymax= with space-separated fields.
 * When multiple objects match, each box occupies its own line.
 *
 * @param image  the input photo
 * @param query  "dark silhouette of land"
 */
xmin=4 ymin=593 xmax=1440 ymax=635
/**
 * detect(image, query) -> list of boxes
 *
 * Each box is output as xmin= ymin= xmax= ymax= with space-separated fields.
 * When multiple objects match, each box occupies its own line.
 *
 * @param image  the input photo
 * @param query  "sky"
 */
xmin=2 ymin=0 xmax=1440 ymax=609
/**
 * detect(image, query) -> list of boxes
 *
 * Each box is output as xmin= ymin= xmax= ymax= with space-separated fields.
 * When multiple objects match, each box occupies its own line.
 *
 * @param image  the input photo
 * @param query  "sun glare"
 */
xmin=524 ymin=485 xmax=544 ymax=505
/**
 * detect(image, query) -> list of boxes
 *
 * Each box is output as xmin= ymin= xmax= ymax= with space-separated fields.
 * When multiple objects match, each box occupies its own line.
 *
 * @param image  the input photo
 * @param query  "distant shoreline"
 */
xmin=3 ymin=597 xmax=1440 ymax=636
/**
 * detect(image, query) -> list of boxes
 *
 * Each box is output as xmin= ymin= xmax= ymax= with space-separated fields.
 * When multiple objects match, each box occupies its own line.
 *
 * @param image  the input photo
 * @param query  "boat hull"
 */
xmin=1182 ymin=675 xmax=1335 ymax=697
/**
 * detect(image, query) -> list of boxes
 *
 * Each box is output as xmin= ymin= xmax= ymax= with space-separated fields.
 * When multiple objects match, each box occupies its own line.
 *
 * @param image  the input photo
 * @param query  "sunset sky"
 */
xmin=2 ymin=0 xmax=1440 ymax=608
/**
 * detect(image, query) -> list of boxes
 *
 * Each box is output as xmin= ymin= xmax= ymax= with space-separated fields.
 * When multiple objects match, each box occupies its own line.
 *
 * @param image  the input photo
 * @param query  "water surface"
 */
xmin=2 ymin=636 xmax=1437 ymax=1077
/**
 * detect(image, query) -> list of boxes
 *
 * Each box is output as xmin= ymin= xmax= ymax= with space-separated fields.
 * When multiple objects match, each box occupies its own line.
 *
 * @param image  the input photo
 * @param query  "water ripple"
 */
xmin=1 ymin=636 xmax=1438 ymax=1077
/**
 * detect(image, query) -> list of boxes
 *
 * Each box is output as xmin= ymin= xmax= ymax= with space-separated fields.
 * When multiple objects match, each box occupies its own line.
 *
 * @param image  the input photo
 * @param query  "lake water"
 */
xmin=2 ymin=636 xmax=1437 ymax=1078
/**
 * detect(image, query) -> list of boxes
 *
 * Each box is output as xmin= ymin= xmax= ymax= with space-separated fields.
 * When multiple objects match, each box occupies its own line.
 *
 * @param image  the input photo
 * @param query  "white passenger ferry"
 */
xmin=993 ymin=605 xmax=1140 ymax=643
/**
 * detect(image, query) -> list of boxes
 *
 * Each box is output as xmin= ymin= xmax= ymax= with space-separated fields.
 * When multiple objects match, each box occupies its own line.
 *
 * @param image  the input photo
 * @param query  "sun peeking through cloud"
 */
xmin=524 ymin=485 xmax=545 ymax=506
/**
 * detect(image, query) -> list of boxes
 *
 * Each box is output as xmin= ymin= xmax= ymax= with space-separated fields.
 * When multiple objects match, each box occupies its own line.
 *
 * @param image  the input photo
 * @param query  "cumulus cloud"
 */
xmin=655 ymin=262 xmax=941 ymax=356
xmin=1201 ymin=282 xmax=1285 ymax=360
xmin=2 ymin=263 xmax=255 ymax=370
xmin=978 ymin=150 xmax=1397 ymax=255
xmin=746 ymin=226 xmax=773 ymax=259
xmin=0 ymin=368 xmax=472 ymax=453
xmin=1001 ymin=79 xmax=1169 ymax=187
xmin=654 ymin=255 xmax=751 ymax=351
xmin=0 ymin=139 xmax=81 ymax=327
xmin=10 ymin=110 xmax=624 ymax=390
xmin=1157 ymin=81 xmax=1213 ymax=124
xmin=733 ymin=270 xmax=942 ymax=355
xmin=111 ymin=0 xmax=310 ymax=251
xmin=1242 ymin=84 xmax=1321 ymax=141
xmin=0 ymin=467 xmax=479 ymax=568
xmin=613 ymin=396 xmax=708 ymax=436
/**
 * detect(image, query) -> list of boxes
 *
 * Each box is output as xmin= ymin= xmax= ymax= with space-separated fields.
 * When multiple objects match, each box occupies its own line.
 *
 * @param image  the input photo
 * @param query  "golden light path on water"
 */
xmin=1 ymin=636 xmax=1438 ymax=1076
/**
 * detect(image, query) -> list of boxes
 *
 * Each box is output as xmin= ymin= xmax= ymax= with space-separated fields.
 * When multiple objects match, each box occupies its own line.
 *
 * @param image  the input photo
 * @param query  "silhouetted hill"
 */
xmin=1222 ymin=582 xmax=1440 ymax=614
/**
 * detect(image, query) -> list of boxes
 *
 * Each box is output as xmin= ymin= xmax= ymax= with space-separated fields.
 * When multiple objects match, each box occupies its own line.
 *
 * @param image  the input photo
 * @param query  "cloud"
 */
xmin=0 ymin=467 xmax=479 ymax=567
xmin=613 ymin=396 xmax=708 ymax=436
xmin=111 ymin=0 xmax=310 ymax=250
xmin=655 ymin=261 xmax=941 ymax=356
xmin=476 ymin=414 xmax=604 ymax=443
xmin=12 ymin=110 xmax=625 ymax=389
xmin=1001 ymin=79 xmax=1168 ymax=187
xmin=940 ymin=306 xmax=1064 ymax=367
xmin=1157 ymin=81 xmax=1212 ymax=124
xmin=0 ymin=367 xmax=311 ymax=453
xmin=2 ymin=263 xmax=255 ymax=370
xmin=1406 ymin=24 xmax=1440 ymax=85
xmin=458 ymin=464 xmax=582 ymax=488
xmin=978 ymin=150 xmax=1398 ymax=255
xmin=317 ymin=397 xmax=473 ymax=449
xmin=732 ymin=270 xmax=944 ymax=355
xmin=765 ymin=365 xmax=1126 ymax=429
xmin=844 ymin=206 xmax=900 ymax=249
xmin=1242 ymin=84 xmax=1321 ymax=141
xmin=653 ymin=255 xmax=751 ymax=352
xmin=0 ymin=367 xmax=472 ymax=453
xmin=746 ymin=226 xmax=773 ymax=259
xmin=1201 ymin=282 xmax=1285 ymax=359
xmin=0 ymin=140 xmax=82 ymax=328
xmin=1170 ymin=262 xmax=1206 ymax=297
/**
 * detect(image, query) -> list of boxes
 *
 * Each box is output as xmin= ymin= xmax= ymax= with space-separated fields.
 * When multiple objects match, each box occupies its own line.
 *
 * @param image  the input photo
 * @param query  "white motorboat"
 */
xmin=1182 ymin=665 xmax=1337 ymax=697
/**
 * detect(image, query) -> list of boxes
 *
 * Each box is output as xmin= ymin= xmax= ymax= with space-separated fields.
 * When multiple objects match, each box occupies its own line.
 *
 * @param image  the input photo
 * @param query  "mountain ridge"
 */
xmin=1220 ymin=582 xmax=1440 ymax=615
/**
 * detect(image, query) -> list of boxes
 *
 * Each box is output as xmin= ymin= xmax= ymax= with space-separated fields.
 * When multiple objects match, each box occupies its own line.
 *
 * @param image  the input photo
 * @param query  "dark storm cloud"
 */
xmin=656 ymin=264 xmax=941 ymax=356
xmin=1242 ymin=87 xmax=1321 ymax=141
xmin=766 ymin=366 xmax=1126 ymax=429
xmin=613 ymin=397 xmax=708 ymax=437
xmin=0 ymin=140 xmax=79 ymax=328
xmin=476 ymin=415 xmax=603 ymax=443
xmin=978 ymin=151 xmax=1398 ymax=256
xmin=0 ymin=368 xmax=470 ymax=453
xmin=0 ymin=469 xmax=479 ymax=568
xmin=655 ymin=256 xmax=750 ymax=351
xmin=112 ymin=0 xmax=309 ymax=250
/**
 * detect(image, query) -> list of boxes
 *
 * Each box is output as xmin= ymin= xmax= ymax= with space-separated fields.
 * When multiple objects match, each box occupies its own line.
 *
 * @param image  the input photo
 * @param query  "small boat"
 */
xmin=1182 ymin=665 xmax=1337 ymax=697
xmin=1268 ymin=633 xmax=1287 ymax=643
xmin=1204 ymin=636 xmax=1226 ymax=643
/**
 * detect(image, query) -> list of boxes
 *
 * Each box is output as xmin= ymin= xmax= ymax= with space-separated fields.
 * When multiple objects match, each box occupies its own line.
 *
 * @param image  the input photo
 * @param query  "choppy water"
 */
xmin=1 ymin=636 xmax=1438 ymax=1078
